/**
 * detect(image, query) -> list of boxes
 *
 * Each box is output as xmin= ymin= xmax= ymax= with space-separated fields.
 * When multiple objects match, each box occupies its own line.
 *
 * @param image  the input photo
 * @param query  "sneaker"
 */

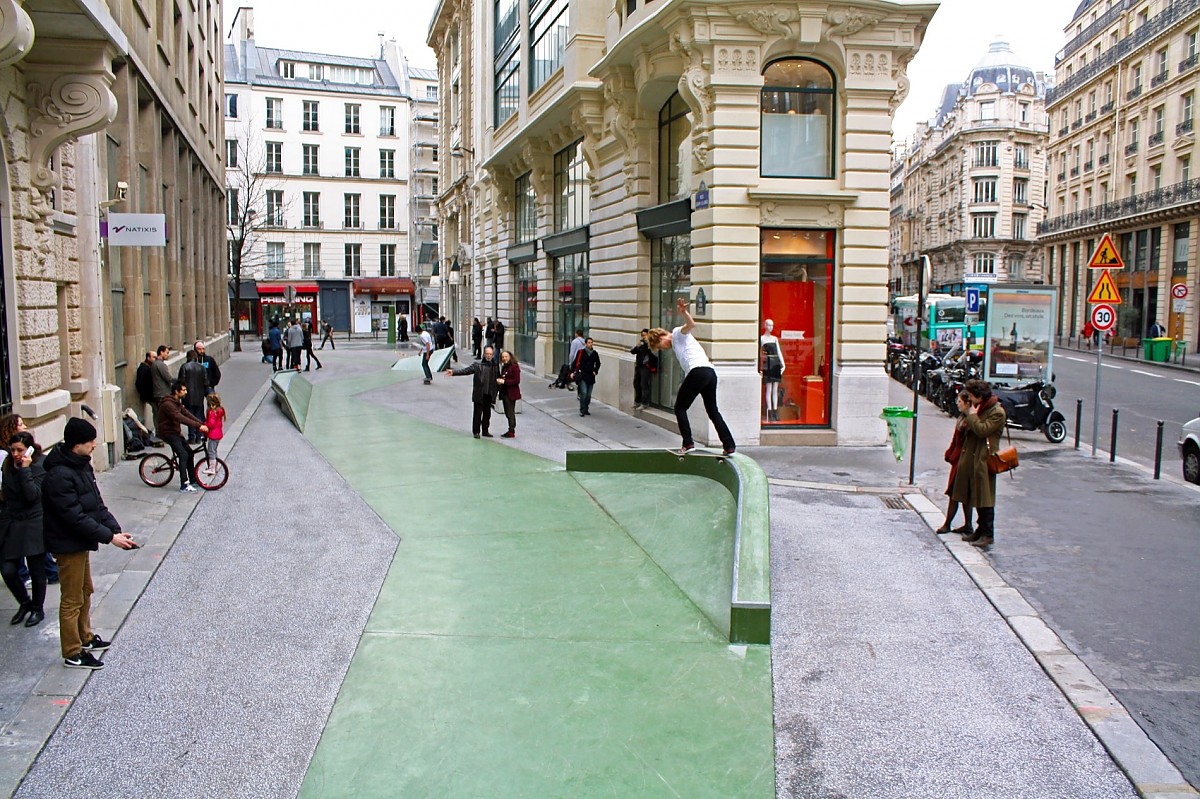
xmin=64 ymin=651 xmax=104 ymax=670
xmin=180 ymin=483 xmax=199 ymax=493
xmin=82 ymin=634 xmax=111 ymax=652
xmin=677 ymin=445 xmax=696 ymax=455
xmin=722 ymin=447 xmax=736 ymax=456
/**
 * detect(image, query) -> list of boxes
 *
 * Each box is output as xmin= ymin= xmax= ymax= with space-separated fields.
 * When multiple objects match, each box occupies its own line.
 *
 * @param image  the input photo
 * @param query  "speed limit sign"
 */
xmin=1091 ymin=303 xmax=1116 ymax=332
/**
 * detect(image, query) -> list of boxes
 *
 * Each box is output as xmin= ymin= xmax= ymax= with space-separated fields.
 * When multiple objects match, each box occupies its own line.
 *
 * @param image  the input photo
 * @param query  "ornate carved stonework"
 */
xmin=760 ymin=201 xmax=844 ymax=229
xmin=890 ymin=53 xmax=915 ymax=112
xmin=0 ymin=0 xmax=34 ymax=69
xmin=601 ymin=66 xmax=641 ymax=195
xmin=716 ymin=47 xmax=759 ymax=72
xmin=733 ymin=5 xmax=797 ymax=39
xmin=669 ymin=33 xmax=714 ymax=175
xmin=827 ymin=7 xmax=885 ymax=38
xmin=848 ymin=51 xmax=890 ymax=79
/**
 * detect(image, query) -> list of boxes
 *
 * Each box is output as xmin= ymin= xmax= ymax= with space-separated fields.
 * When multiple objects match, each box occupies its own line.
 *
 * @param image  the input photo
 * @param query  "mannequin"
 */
xmin=760 ymin=319 xmax=785 ymax=422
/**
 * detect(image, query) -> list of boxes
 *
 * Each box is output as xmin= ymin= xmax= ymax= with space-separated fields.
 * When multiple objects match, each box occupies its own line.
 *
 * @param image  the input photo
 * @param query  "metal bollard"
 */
xmin=1075 ymin=399 xmax=1082 ymax=450
xmin=1154 ymin=421 xmax=1164 ymax=479
xmin=1110 ymin=409 xmax=1119 ymax=463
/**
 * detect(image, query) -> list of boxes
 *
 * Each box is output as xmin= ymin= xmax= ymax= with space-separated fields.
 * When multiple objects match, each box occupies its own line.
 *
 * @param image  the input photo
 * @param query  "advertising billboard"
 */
xmin=983 ymin=287 xmax=1056 ymax=384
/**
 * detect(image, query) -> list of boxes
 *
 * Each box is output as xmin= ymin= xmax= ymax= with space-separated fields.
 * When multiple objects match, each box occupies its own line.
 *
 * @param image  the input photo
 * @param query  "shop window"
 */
xmin=553 ymin=140 xmax=589 ymax=231
xmin=515 ymin=262 xmax=538 ymax=364
xmin=515 ymin=172 xmax=537 ymax=242
xmin=658 ymin=92 xmax=693 ymax=203
xmin=760 ymin=229 xmax=834 ymax=427
xmin=1174 ymin=222 xmax=1190 ymax=276
xmin=649 ymin=234 xmax=691 ymax=409
xmin=552 ymin=252 xmax=589 ymax=370
xmin=761 ymin=58 xmax=835 ymax=179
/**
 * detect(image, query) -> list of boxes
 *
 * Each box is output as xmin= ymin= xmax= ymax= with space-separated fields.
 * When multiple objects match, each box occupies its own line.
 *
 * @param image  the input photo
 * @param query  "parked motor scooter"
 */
xmin=993 ymin=380 xmax=1068 ymax=443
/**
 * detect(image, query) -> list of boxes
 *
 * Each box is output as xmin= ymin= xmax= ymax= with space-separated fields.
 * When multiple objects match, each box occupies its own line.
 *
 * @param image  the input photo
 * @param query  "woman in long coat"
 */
xmin=1 ymin=432 xmax=48 ymax=626
xmin=936 ymin=392 xmax=972 ymax=534
xmin=497 ymin=350 xmax=522 ymax=438
xmin=951 ymin=379 xmax=1007 ymax=548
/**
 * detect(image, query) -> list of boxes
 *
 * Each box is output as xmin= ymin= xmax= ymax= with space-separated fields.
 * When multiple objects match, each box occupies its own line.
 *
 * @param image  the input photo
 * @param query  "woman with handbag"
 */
xmin=952 ymin=379 xmax=1007 ymax=549
xmin=936 ymin=392 xmax=973 ymax=535
xmin=1 ymin=432 xmax=49 ymax=627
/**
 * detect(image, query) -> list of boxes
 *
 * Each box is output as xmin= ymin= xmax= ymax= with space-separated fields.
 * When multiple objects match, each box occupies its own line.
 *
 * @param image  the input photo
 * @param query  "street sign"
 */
xmin=966 ymin=287 xmax=980 ymax=314
xmin=1090 ymin=303 xmax=1116 ymax=332
xmin=1087 ymin=269 xmax=1122 ymax=304
xmin=694 ymin=181 xmax=710 ymax=210
xmin=1171 ymin=283 xmax=1189 ymax=299
xmin=1088 ymin=233 xmax=1124 ymax=269
xmin=1174 ymin=298 xmax=1187 ymax=313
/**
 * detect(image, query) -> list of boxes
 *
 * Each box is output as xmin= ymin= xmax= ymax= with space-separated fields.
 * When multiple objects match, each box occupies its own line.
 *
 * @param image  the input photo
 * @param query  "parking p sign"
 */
xmin=966 ymin=287 xmax=980 ymax=314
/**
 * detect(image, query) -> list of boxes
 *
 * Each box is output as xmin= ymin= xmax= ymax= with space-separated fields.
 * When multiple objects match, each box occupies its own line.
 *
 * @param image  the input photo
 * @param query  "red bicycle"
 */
xmin=138 ymin=440 xmax=228 ymax=490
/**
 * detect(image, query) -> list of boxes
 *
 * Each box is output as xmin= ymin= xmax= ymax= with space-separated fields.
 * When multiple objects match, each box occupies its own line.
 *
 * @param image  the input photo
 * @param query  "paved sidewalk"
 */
xmin=1 ymin=347 xmax=1162 ymax=797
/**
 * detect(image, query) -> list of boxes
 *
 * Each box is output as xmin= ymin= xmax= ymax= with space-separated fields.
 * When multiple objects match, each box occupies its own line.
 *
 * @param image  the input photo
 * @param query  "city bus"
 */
xmin=892 ymin=293 xmax=987 ymax=353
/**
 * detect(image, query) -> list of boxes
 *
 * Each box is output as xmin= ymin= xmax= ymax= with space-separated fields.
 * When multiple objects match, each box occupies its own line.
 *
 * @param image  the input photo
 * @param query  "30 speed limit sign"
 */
xmin=1091 ymin=303 xmax=1116 ymax=332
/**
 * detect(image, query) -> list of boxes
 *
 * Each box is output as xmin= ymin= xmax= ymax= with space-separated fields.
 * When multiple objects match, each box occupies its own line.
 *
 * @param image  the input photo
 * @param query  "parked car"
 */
xmin=1179 ymin=417 xmax=1200 ymax=484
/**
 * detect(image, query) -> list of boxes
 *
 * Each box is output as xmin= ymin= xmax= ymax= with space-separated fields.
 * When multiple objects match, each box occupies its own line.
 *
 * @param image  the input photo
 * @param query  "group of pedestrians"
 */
xmin=0 ymin=413 xmax=138 ymax=670
xmin=937 ymin=379 xmax=1007 ymax=548
xmin=264 ymin=319 xmax=323 ymax=372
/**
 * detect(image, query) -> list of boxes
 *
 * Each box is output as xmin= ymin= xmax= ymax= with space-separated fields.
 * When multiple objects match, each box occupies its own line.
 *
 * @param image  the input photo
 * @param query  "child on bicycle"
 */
xmin=203 ymin=393 xmax=225 ymax=476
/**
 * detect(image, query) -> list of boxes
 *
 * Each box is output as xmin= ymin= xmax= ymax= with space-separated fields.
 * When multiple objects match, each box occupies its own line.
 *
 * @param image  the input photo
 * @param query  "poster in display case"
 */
xmin=983 ymin=286 xmax=1056 ymax=384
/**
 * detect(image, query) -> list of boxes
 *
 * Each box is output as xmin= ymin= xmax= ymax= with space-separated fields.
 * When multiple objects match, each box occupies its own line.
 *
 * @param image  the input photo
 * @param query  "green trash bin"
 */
xmin=881 ymin=406 xmax=915 ymax=463
xmin=1148 ymin=337 xmax=1173 ymax=362
xmin=1174 ymin=340 xmax=1189 ymax=363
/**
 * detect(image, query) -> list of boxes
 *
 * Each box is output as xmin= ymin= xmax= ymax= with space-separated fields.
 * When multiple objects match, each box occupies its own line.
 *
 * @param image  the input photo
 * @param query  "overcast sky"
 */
xmin=236 ymin=0 xmax=1078 ymax=139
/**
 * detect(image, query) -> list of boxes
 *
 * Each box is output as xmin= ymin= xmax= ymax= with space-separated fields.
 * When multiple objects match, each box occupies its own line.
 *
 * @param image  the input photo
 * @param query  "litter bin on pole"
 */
xmin=881 ymin=406 xmax=915 ymax=462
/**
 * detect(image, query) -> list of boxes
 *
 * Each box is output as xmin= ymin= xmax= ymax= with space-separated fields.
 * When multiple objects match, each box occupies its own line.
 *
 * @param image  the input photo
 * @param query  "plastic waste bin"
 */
xmin=881 ymin=406 xmax=915 ymax=462
xmin=1173 ymin=340 xmax=1189 ymax=363
xmin=1144 ymin=337 xmax=1173 ymax=362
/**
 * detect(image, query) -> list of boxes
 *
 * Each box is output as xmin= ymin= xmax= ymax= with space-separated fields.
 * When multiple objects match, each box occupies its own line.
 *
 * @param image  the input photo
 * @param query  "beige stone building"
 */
xmin=1038 ymin=0 xmax=1200 ymax=348
xmin=429 ymin=0 xmax=938 ymax=446
xmin=891 ymin=41 xmax=1051 ymax=296
xmin=1 ymin=0 xmax=226 ymax=467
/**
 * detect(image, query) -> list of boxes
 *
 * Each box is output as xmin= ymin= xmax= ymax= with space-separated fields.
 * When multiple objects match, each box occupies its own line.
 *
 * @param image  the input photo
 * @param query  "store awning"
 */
xmin=258 ymin=284 xmax=320 ymax=294
xmin=353 ymin=277 xmax=416 ymax=295
xmin=228 ymin=280 xmax=260 ymax=300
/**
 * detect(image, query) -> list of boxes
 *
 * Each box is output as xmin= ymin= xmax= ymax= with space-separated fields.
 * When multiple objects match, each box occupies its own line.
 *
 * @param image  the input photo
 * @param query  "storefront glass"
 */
xmin=552 ymin=253 xmax=589 ymax=369
xmin=760 ymin=229 xmax=834 ymax=427
xmin=515 ymin=262 xmax=538 ymax=364
xmin=649 ymin=234 xmax=691 ymax=408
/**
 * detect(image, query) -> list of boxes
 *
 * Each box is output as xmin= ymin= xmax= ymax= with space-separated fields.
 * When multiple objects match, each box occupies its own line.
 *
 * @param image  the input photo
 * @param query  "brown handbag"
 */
xmin=987 ymin=426 xmax=1019 ymax=475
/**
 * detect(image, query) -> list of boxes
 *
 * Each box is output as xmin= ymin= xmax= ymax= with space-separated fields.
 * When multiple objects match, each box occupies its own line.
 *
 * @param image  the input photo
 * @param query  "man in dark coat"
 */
xmin=177 ymin=351 xmax=209 ymax=443
xmin=135 ymin=351 xmax=156 ymax=427
xmin=155 ymin=381 xmax=208 ymax=491
xmin=571 ymin=337 xmax=601 ymax=417
xmin=397 ymin=314 xmax=409 ymax=343
xmin=471 ymin=318 xmax=483 ymax=359
xmin=445 ymin=347 xmax=501 ymax=438
xmin=493 ymin=319 xmax=506 ymax=351
xmin=193 ymin=340 xmax=221 ymax=391
xmin=42 ymin=418 xmax=136 ymax=670
xmin=151 ymin=345 xmax=174 ymax=402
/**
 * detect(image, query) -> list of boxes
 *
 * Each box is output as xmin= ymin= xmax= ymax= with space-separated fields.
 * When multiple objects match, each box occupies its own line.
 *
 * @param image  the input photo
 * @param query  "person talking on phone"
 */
xmin=42 ymin=419 xmax=137 ymax=670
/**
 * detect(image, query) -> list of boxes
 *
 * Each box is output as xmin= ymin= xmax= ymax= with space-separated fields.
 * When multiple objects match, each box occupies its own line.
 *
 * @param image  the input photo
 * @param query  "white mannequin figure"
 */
xmin=760 ymin=319 xmax=785 ymax=422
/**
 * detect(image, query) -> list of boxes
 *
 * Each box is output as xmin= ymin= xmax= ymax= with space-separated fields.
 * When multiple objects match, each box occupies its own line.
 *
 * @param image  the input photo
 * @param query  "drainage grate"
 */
xmin=880 ymin=495 xmax=908 ymax=510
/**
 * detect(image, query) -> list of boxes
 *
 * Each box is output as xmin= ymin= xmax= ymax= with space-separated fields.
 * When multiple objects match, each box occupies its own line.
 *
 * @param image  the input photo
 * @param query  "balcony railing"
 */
xmin=1084 ymin=160 xmax=1094 ymax=171
xmin=301 ymin=220 xmax=323 ymax=229
xmin=1151 ymin=71 xmax=1169 ymax=88
xmin=1148 ymin=131 xmax=1165 ymax=147
xmin=1038 ymin=177 xmax=1200 ymax=236
xmin=1072 ymin=119 xmax=1083 ymax=130
xmin=1086 ymin=111 xmax=1098 ymax=122
xmin=1071 ymin=166 xmax=1081 ymax=176
xmin=1058 ymin=126 xmax=1070 ymax=136
xmin=1099 ymin=153 xmax=1111 ymax=165
xmin=1181 ymin=53 xmax=1199 ymax=73
xmin=1100 ymin=101 xmax=1115 ymax=115
xmin=1057 ymin=171 xmax=1067 ymax=182
xmin=1127 ymin=85 xmax=1143 ymax=101
xmin=1046 ymin=0 xmax=1200 ymax=105
xmin=1178 ymin=118 xmax=1195 ymax=135
xmin=1125 ymin=142 xmax=1140 ymax=155
xmin=1056 ymin=0 xmax=1131 ymax=64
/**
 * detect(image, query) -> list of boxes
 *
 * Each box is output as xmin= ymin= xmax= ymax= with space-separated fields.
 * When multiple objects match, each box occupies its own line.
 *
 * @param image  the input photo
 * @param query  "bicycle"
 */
xmin=138 ymin=439 xmax=229 ymax=490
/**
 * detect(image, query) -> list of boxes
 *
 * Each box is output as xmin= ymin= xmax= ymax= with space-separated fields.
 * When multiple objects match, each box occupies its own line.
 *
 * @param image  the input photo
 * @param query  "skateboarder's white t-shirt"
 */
xmin=671 ymin=327 xmax=711 ymax=375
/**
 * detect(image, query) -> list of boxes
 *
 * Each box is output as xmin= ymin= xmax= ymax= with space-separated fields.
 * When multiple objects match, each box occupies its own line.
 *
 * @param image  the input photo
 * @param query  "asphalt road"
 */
xmin=889 ymin=378 xmax=1200 ymax=789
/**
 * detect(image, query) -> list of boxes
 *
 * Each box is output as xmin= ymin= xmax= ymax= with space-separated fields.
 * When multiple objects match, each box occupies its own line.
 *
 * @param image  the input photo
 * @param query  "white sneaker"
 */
xmin=180 ymin=483 xmax=199 ymax=493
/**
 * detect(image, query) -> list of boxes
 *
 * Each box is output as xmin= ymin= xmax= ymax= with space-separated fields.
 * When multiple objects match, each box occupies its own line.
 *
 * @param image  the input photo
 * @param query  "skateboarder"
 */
xmin=647 ymin=297 xmax=736 ymax=455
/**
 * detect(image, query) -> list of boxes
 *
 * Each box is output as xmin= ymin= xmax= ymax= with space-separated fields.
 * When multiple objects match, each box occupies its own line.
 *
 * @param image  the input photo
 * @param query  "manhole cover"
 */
xmin=880 ymin=496 xmax=908 ymax=510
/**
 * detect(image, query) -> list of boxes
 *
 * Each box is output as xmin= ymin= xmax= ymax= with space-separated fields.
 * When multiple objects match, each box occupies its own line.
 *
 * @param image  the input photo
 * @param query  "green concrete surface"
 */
xmin=392 ymin=345 xmax=454 ymax=373
xmin=271 ymin=370 xmax=313 ymax=432
xmin=295 ymin=370 xmax=774 ymax=798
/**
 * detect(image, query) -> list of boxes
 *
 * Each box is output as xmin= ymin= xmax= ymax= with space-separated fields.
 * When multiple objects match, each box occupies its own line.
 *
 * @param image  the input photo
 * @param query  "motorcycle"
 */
xmin=993 ymin=380 xmax=1068 ymax=443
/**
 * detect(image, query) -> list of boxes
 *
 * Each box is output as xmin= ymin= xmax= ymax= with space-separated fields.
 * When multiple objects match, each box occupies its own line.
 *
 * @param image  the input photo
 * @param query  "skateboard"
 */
xmin=664 ymin=448 xmax=732 ymax=464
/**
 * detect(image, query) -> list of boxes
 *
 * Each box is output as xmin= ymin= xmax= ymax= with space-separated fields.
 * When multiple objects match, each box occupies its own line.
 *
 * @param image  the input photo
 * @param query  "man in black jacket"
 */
xmin=43 ymin=418 xmax=136 ymax=670
xmin=193 ymin=340 xmax=221 ymax=391
xmin=445 ymin=347 xmax=500 ymax=438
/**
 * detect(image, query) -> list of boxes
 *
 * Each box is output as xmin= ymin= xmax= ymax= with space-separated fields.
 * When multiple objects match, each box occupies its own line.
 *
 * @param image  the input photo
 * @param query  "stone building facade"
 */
xmin=429 ymin=0 xmax=938 ymax=447
xmin=1 ymin=1 xmax=227 ymax=468
xmin=1038 ymin=0 xmax=1200 ymax=347
xmin=891 ymin=41 xmax=1051 ymax=295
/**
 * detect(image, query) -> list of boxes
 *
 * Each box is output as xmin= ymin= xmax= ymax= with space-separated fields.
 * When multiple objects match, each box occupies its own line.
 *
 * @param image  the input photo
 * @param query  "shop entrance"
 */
xmin=649 ymin=234 xmax=691 ymax=409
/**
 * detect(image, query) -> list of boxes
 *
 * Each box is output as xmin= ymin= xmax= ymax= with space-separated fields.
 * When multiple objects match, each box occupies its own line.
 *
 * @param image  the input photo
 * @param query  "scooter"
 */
xmin=993 ymin=380 xmax=1068 ymax=443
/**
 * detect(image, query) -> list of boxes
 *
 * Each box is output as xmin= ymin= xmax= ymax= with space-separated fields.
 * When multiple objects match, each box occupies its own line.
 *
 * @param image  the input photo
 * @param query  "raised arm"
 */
xmin=676 ymin=297 xmax=696 ymax=335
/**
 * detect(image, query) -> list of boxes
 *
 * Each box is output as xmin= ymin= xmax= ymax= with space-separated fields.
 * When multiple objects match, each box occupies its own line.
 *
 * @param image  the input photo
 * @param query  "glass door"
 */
xmin=514 ymin=262 xmax=538 ymax=364
xmin=649 ymin=234 xmax=691 ymax=408
xmin=552 ymin=253 xmax=589 ymax=369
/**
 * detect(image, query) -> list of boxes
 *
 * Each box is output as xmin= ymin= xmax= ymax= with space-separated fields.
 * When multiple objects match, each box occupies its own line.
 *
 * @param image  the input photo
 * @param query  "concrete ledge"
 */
xmin=565 ymin=448 xmax=771 ymax=645
xmin=272 ymin=371 xmax=313 ymax=432
xmin=392 ymin=346 xmax=455 ymax=374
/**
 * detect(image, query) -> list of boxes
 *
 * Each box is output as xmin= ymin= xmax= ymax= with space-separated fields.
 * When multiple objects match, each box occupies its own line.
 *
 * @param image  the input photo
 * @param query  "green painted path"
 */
xmin=296 ymin=371 xmax=774 ymax=798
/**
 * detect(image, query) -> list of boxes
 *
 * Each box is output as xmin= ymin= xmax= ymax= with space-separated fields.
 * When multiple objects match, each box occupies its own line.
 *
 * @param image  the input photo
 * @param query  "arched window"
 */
xmin=658 ymin=92 xmax=693 ymax=203
xmin=761 ymin=58 xmax=835 ymax=179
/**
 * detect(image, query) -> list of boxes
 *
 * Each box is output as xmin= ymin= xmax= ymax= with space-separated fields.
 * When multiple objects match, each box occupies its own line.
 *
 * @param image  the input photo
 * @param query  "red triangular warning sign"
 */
xmin=1088 ymin=233 xmax=1124 ymax=269
xmin=1087 ymin=269 xmax=1122 ymax=304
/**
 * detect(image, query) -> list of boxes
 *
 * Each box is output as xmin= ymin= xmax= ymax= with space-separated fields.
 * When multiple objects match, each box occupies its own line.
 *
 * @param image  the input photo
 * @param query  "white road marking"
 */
xmin=1130 ymin=369 xmax=1166 ymax=378
xmin=1101 ymin=363 xmax=1123 ymax=369
xmin=1065 ymin=356 xmax=1089 ymax=363
xmin=1174 ymin=378 xmax=1200 ymax=387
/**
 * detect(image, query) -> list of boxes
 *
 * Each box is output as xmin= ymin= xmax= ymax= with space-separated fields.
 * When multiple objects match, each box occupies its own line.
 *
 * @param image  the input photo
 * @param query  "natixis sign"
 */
xmin=105 ymin=213 xmax=167 ymax=247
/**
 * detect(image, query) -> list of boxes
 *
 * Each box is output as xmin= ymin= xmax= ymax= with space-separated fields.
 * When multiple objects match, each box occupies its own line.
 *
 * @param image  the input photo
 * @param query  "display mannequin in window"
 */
xmin=760 ymin=319 xmax=785 ymax=422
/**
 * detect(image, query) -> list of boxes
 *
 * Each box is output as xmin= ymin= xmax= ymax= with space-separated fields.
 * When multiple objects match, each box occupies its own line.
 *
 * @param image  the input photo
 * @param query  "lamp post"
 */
xmin=909 ymin=254 xmax=932 ymax=485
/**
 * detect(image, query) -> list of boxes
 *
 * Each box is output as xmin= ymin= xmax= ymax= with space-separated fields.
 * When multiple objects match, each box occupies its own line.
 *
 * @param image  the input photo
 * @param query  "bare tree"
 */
xmin=226 ymin=121 xmax=285 ymax=352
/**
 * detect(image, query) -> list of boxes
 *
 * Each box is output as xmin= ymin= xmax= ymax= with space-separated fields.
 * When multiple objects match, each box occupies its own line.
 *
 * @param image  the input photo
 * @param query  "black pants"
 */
xmin=304 ymin=345 xmax=322 ymax=370
xmin=975 ymin=506 xmax=996 ymax=539
xmin=502 ymin=396 xmax=517 ymax=433
xmin=473 ymin=339 xmax=482 ymax=359
xmin=2 ymin=555 xmax=46 ymax=611
xmin=634 ymin=366 xmax=651 ymax=405
xmin=421 ymin=353 xmax=432 ymax=381
xmin=287 ymin=346 xmax=302 ymax=369
xmin=166 ymin=434 xmax=196 ymax=487
xmin=320 ymin=332 xmax=335 ymax=349
xmin=272 ymin=347 xmax=283 ymax=370
xmin=471 ymin=401 xmax=493 ymax=436
xmin=185 ymin=403 xmax=204 ymax=441
xmin=675 ymin=366 xmax=735 ymax=451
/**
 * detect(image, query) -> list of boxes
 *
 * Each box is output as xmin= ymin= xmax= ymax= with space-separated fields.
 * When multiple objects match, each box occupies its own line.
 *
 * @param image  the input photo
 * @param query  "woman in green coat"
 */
xmin=951 ymin=379 xmax=1007 ymax=548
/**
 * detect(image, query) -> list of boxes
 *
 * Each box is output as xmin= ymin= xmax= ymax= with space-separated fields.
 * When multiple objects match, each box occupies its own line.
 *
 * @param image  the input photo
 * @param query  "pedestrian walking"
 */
xmin=493 ymin=319 xmax=506 ymax=352
xmin=630 ymin=329 xmax=657 ymax=409
xmin=935 ymin=392 xmax=973 ymax=535
xmin=568 ymin=329 xmax=586 ymax=371
xmin=155 ymin=381 xmax=208 ymax=492
xmin=286 ymin=319 xmax=304 ymax=371
xmin=471 ymin=318 xmax=483 ymax=359
xmin=319 ymin=319 xmax=337 ymax=350
xmin=0 ymin=415 xmax=58 ymax=585
xmin=177 ymin=351 xmax=209 ymax=443
xmin=302 ymin=322 xmax=323 ymax=371
xmin=647 ymin=297 xmax=736 ymax=455
xmin=1 ymin=431 xmax=48 ymax=628
xmin=954 ymin=379 xmax=1007 ymax=549
xmin=446 ymin=318 xmax=458 ymax=363
xmin=571 ymin=337 xmax=601 ymax=417
xmin=202 ymin=393 xmax=225 ymax=478
xmin=135 ymin=351 xmax=155 ymax=423
xmin=485 ymin=317 xmax=495 ymax=350
xmin=433 ymin=316 xmax=450 ymax=350
xmin=397 ymin=314 xmax=408 ymax=343
xmin=151 ymin=345 xmax=174 ymax=403
xmin=42 ymin=418 xmax=137 ymax=670
xmin=445 ymin=347 xmax=500 ymax=438
xmin=268 ymin=321 xmax=284 ymax=370
xmin=193 ymin=340 xmax=221 ymax=392
xmin=419 ymin=325 xmax=434 ymax=384
xmin=497 ymin=350 xmax=521 ymax=438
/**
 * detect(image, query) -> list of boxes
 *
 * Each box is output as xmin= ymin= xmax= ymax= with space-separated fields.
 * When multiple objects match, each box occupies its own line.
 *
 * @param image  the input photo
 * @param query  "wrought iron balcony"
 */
xmin=1181 ymin=53 xmax=1199 ymax=74
xmin=1099 ymin=153 xmax=1111 ymax=166
xmin=1038 ymin=177 xmax=1200 ymax=236
xmin=1148 ymin=131 xmax=1165 ymax=147
xmin=1072 ymin=119 xmax=1083 ymax=130
xmin=1084 ymin=160 xmax=1094 ymax=172
xmin=1058 ymin=126 xmax=1070 ymax=136
xmin=1150 ymin=71 xmax=1169 ymax=88
xmin=1056 ymin=0 xmax=1130 ymax=64
xmin=1071 ymin=167 xmax=1081 ymax=177
xmin=1125 ymin=142 xmax=1140 ymax=155
xmin=1127 ymin=85 xmax=1143 ymax=101
xmin=1178 ymin=118 xmax=1195 ymax=135
xmin=1100 ymin=101 xmax=1115 ymax=115
xmin=1086 ymin=111 xmax=1098 ymax=122
xmin=1057 ymin=171 xmax=1066 ymax=182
